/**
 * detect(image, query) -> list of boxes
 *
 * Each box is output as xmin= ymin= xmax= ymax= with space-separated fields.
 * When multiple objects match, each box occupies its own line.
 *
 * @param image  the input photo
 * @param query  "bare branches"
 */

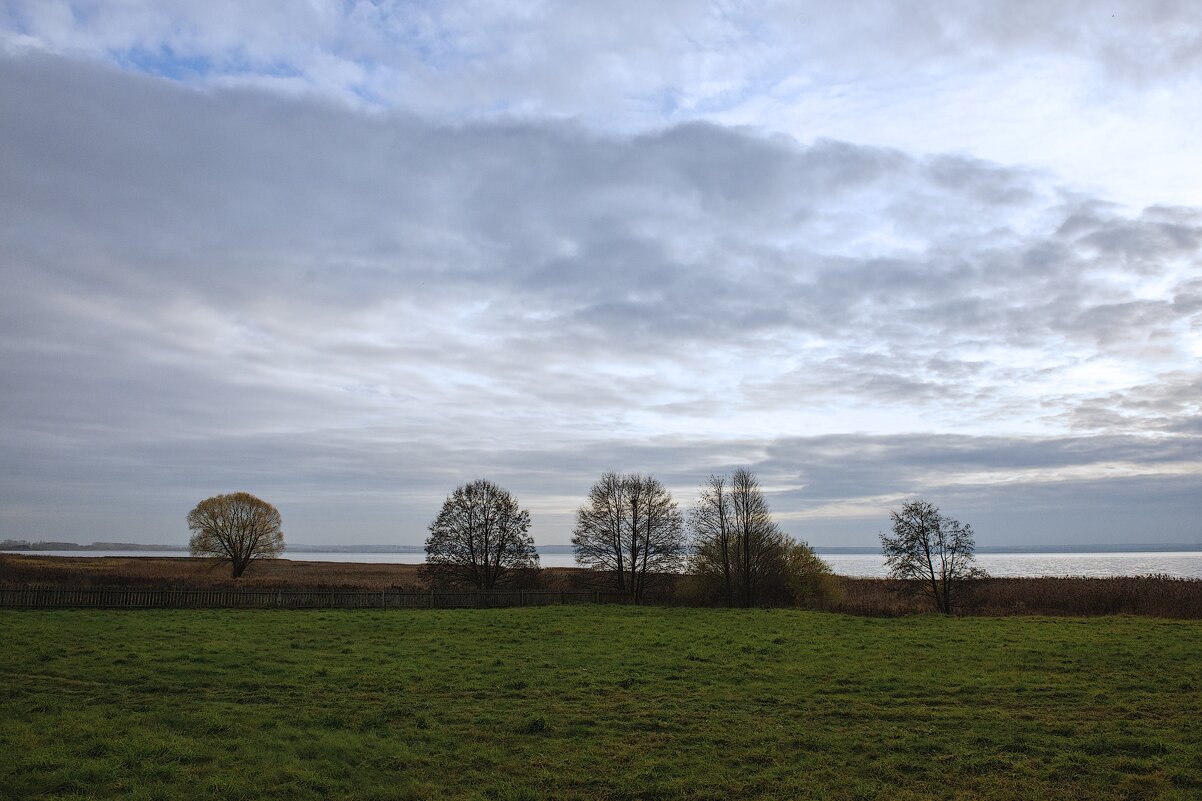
xmin=424 ymin=479 xmax=538 ymax=590
xmin=689 ymin=468 xmax=792 ymax=607
xmin=689 ymin=474 xmax=735 ymax=605
xmin=572 ymin=472 xmax=685 ymax=603
xmin=881 ymin=499 xmax=984 ymax=613
xmin=187 ymin=492 xmax=284 ymax=578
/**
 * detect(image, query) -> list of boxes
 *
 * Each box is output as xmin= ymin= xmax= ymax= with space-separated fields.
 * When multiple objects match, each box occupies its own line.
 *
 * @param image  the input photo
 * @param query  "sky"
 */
xmin=1 ymin=1 xmax=1199 ymax=548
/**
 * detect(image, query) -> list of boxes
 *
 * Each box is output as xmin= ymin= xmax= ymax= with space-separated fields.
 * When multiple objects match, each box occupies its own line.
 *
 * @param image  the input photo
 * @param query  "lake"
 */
xmin=5 ymin=549 xmax=1202 ymax=578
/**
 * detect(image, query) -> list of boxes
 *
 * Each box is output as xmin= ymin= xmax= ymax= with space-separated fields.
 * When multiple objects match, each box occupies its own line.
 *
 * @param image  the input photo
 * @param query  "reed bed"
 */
xmin=810 ymin=575 xmax=1202 ymax=618
xmin=2 ymin=554 xmax=1199 ymax=616
xmin=0 ymin=554 xmax=424 ymax=590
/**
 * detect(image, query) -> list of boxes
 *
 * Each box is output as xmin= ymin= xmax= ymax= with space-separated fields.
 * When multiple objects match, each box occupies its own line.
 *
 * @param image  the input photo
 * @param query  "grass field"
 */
xmin=2 ymin=608 xmax=1200 ymax=800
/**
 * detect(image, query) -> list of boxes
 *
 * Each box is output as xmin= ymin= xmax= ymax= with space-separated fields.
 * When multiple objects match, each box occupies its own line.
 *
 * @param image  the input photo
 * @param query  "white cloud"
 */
xmin=1 ymin=54 xmax=1199 ymax=546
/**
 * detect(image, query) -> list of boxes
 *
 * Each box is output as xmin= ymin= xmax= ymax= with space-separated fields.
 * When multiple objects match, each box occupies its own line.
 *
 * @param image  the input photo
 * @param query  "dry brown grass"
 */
xmin=810 ymin=575 xmax=1202 ymax=618
xmin=0 ymin=554 xmax=611 ymax=592
xmin=4 ymin=555 xmax=1200 ymax=616
xmin=0 ymin=554 xmax=428 ymax=589
xmin=961 ymin=575 xmax=1202 ymax=617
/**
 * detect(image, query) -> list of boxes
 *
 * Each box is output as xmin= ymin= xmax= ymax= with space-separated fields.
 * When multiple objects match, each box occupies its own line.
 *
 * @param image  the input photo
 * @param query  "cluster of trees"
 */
xmin=186 ymin=484 xmax=981 ymax=613
xmin=688 ymin=469 xmax=814 ymax=607
xmin=423 ymin=469 xmax=838 ymax=607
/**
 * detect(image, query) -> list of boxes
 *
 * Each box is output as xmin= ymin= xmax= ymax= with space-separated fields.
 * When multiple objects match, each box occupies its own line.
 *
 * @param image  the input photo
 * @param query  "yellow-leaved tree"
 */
xmin=187 ymin=492 xmax=284 ymax=578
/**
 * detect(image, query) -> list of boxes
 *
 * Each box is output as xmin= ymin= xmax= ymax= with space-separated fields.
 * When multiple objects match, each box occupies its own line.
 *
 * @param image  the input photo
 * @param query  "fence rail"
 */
xmin=0 ymin=586 xmax=606 ymax=610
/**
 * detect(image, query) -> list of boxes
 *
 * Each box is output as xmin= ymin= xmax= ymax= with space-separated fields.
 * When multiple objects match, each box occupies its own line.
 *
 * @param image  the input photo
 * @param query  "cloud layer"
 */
xmin=7 ymin=1 xmax=1202 ymax=209
xmin=0 ymin=51 xmax=1199 ymax=546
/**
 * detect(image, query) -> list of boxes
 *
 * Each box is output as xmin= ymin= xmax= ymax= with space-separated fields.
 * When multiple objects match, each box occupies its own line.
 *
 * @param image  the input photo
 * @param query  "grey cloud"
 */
xmin=1061 ymin=373 xmax=1202 ymax=433
xmin=772 ymin=432 xmax=1202 ymax=480
xmin=3 ymin=58 xmax=1197 ymax=360
xmin=754 ymin=433 xmax=1202 ymax=545
xmin=924 ymin=155 xmax=1037 ymax=206
xmin=1058 ymin=301 xmax=1182 ymax=348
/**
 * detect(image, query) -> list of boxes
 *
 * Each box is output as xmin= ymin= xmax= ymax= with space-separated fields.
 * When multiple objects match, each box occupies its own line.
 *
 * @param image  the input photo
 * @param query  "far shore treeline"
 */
xmin=0 ymin=541 xmax=186 ymax=552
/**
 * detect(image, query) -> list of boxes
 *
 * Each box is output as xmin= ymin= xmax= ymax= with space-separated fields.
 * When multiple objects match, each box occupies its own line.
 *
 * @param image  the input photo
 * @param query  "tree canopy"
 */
xmin=187 ymin=492 xmax=284 ymax=578
xmin=572 ymin=472 xmax=686 ymax=602
xmin=424 ymin=479 xmax=538 ymax=590
xmin=881 ymin=499 xmax=983 ymax=613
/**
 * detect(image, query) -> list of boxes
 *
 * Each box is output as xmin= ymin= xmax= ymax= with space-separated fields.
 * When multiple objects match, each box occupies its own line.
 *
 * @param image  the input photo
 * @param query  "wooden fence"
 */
xmin=0 ymin=586 xmax=607 ymax=610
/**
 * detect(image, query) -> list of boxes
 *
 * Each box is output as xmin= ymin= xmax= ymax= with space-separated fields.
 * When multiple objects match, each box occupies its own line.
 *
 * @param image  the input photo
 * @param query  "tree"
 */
xmin=572 ymin=472 xmax=685 ymax=603
xmin=424 ymin=479 xmax=538 ymax=590
xmin=689 ymin=468 xmax=792 ymax=607
xmin=187 ymin=492 xmax=284 ymax=578
xmin=880 ymin=499 xmax=983 ymax=613
xmin=689 ymin=474 xmax=736 ymax=605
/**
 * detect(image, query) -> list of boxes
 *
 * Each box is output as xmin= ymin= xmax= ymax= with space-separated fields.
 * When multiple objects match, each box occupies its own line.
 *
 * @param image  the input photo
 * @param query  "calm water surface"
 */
xmin=5 ymin=549 xmax=1201 ymax=578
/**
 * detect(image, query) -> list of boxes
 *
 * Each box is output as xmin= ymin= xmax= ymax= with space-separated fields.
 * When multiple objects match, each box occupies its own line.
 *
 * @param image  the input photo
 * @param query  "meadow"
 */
xmin=2 ymin=607 xmax=1200 ymax=800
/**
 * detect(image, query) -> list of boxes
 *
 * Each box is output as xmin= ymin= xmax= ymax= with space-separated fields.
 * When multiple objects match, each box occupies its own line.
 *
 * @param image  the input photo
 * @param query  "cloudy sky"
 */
xmin=1 ymin=1 xmax=1199 ymax=548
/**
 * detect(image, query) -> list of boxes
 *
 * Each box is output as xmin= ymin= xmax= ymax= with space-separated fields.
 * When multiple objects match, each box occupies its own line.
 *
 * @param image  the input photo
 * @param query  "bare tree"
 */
xmin=881 ymin=499 xmax=983 ymax=613
xmin=689 ymin=468 xmax=790 ymax=606
xmin=572 ymin=472 xmax=685 ymax=603
xmin=424 ymin=479 xmax=538 ymax=590
xmin=188 ymin=492 xmax=284 ymax=578
xmin=688 ymin=474 xmax=736 ymax=605
xmin=730 ymin=468 xmax=786 ymax=606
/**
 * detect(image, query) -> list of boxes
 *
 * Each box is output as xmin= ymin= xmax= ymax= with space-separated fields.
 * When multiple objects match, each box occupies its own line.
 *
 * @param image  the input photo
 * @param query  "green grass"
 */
xmin=1 ymin=608 xmax=1200 ymax=800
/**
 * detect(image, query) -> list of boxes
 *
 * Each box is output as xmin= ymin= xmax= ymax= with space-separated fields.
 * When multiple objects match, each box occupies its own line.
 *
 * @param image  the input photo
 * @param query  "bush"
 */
xmin=784 ymin=541 xmax=841 ymax=607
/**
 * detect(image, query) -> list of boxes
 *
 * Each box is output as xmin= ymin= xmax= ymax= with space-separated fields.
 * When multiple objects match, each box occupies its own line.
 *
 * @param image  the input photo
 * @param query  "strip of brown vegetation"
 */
xmin=0 ymin=554 xmax=428 ymax=590
xmin=0 ymin=554 xmax=596 ymax=592
xmin=3 ymin=555 xmax=1200 ymax=617
xmin=808 ymin=575 xmax=1202 ymax=618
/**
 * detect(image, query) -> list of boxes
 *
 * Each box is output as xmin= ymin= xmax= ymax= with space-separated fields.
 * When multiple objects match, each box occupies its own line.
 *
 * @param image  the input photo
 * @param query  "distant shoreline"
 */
xmin=3 ymin=540 xmax=1199 ymax=555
